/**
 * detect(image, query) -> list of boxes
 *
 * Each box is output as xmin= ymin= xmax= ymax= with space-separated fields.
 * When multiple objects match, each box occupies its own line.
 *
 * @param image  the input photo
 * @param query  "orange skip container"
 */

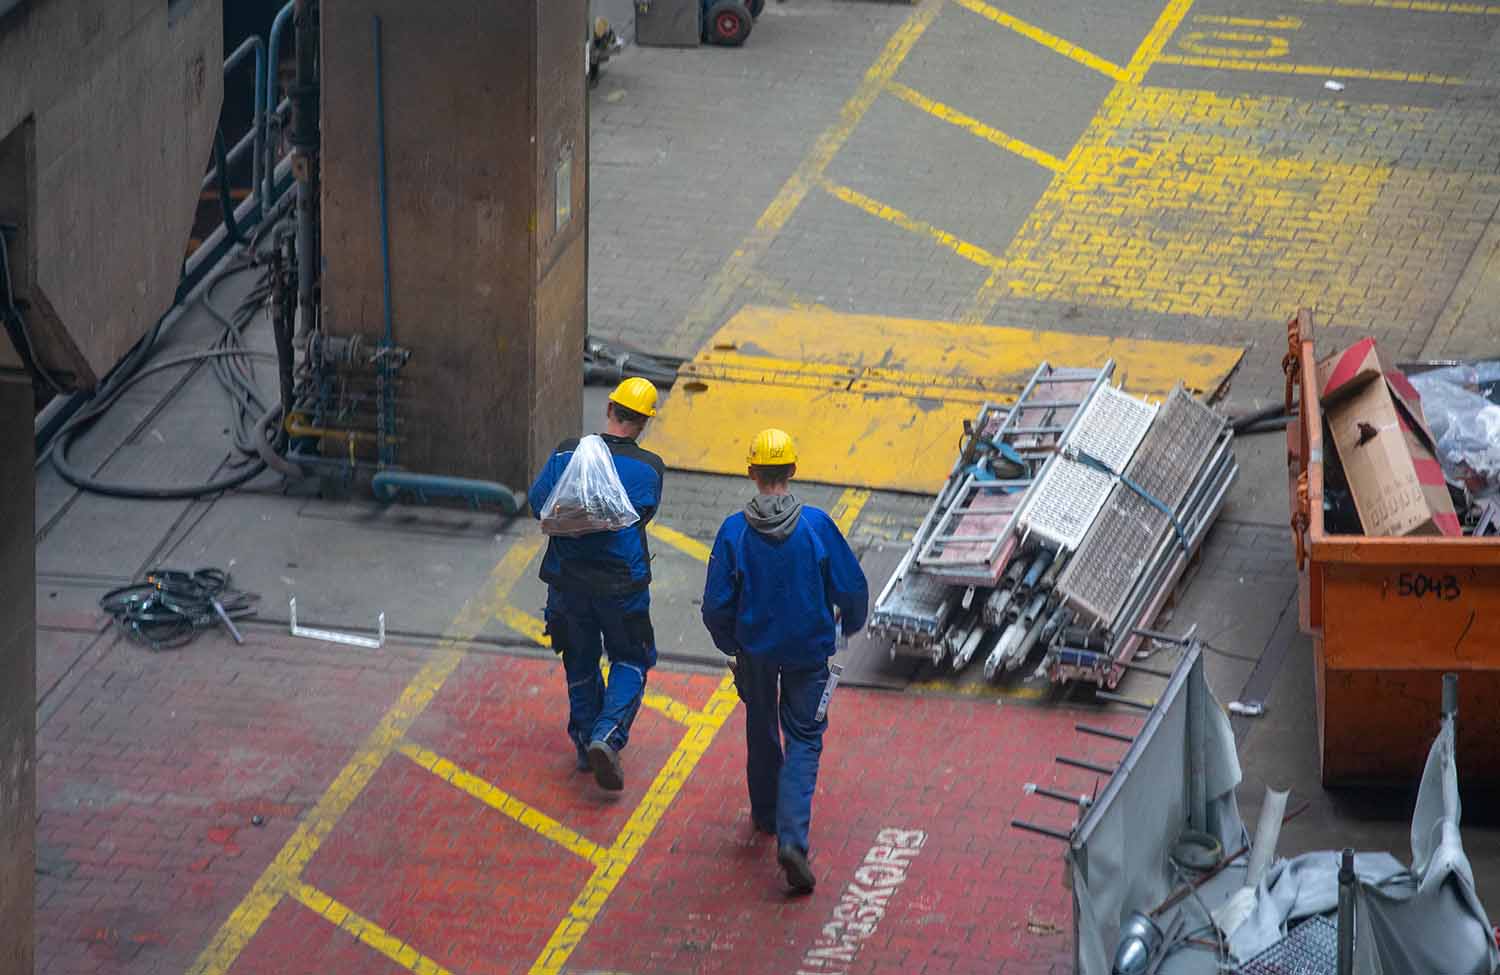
xmin=1287 ymin=310 xmax=1500 ymax=786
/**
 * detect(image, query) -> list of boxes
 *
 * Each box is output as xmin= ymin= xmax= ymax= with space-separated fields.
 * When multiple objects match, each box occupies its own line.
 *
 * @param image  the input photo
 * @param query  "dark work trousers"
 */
xmin=545 ymin=587 xmax=656 ymax=760
xmin=734 ymin=653 xmax=830 ymax=854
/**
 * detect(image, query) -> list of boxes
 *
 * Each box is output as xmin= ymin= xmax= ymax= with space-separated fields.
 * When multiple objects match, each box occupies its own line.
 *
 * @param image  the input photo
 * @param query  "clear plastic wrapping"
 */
xmin=539 ymin=434 xmax=641 ymax=536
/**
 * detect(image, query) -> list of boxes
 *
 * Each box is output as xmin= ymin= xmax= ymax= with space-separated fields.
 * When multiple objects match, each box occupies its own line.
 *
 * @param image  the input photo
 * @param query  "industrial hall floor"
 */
xmin=31 ymin=1 xmax=1500 ymax=973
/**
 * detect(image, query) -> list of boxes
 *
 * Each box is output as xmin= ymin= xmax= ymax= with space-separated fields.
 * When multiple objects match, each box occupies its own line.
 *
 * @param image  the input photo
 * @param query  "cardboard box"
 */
xmin=1317 ymin=338 xmax=1460 ymax=537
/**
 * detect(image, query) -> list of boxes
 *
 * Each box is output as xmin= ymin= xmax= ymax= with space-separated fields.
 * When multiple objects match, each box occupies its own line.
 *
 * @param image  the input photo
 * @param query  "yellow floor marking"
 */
xmin=1294 ymin=0 xmax=1500 ymax=13
xmin=1123 ymin=0 xmax=1197 ymax=84
xmin=1193 ymin=13 xmax=1302 ymax=27
xmin=1153 ymin=53 xmax=1472 ymax=84
xmin=952 ymin=0 xmax=1126 ymax=81
xmin=664 ymin=0 xmax=942 ymax=350
xmin=909 ymin=675 xmax=1048 ymax=700
xmin=742 ymin=267 xmax=834 ymax=312
xmin=643 ymin=306 xmax=1242 ymax=493
xmin=500 ymin=603 xmax=706 ymax=726
xmin=959 ymin=0 xmax=1193 ymax=322
xmin=185 ymin=538 xmax=544 ymax=975
xmin=830 ymin=488 xmax=872 ymax=535
xmin=823 ymin=179 xmax=1005 ymax=269
xmin=647 ymin=522 xmax=713 ymax=563
xmin=886 ymin=82 xmax=1065 ymax=171
xmin=397 ymin=742 xmax=612 ymax=867
xmin=290 ymin=883 xmax=455 ymax=975
xmin=528 ymin=676 xmax=742 ymax=975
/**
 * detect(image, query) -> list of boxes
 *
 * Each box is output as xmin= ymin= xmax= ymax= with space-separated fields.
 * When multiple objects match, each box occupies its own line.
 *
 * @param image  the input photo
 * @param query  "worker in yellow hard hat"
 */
xmin=527 ymin=376 xmax=665 ymax=792
xmin=700 ymin=428 xmax=868 ymax=894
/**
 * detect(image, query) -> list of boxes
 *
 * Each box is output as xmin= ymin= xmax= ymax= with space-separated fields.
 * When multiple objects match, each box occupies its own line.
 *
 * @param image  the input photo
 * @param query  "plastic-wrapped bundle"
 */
xmin=539 ymin=435 xmax=640 ymax=536
xmin=1409 ymin=365 xmax=1500 ymax=499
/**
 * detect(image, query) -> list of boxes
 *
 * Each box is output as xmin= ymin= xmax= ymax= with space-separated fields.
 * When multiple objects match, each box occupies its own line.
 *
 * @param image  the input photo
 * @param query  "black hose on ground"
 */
xmin=1229 ymin=403 xmax=1293 ymax=436
xmin=49 ymin=255 xmax=288 ymax=499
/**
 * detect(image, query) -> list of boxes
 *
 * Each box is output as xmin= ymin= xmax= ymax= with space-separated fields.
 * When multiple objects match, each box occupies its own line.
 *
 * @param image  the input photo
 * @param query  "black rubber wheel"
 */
xmin=746 ymin=0 xmax=766 ymax=17
xmin=706 ymin=2 xmax=752 ymax=45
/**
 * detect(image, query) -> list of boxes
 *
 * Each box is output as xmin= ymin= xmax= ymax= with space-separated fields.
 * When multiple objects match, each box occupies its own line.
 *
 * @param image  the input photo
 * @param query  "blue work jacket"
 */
xmin=528 ymin=434 xmax=665 ymax=595
xmin=701 ymin=506 xmax=869 ymax=664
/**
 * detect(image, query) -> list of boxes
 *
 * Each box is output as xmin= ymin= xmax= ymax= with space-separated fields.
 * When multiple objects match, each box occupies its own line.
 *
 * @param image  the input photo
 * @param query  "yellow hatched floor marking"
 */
xmin=830 ymin=488 xmax=872 ymax=535
xmin=498 ymin=605 xmax=703 ymax=726
xmin=291 ymin=883 xmax=455 ymax=975
xmin=961 ymin=0 xmax=1195 ymax=321
xmin=184 ymin=536 xmax=546 ymax=975
xmin=527 ymin=676 xmax=741 ymax=975
xmin=647 ymin=522 xmax=713 ymax=563
xmin=665 ymin=0 xmax=942 ymax=350
xmin=1192 ymin=13 xmax=1303 ymax=26
xmin=1294 ymin=0 xmax=1500 ymax=13
xmin=396 ymin=742 xmax=612 ymax=868
xmin=1153 ymin=53 xmax=1473 ymax=84
xmin=823 ymin=179 xmax=1006 ymax=269
xmin=952 ymin=0 xmax=1126 ymax=81
xmin=886 ymin=82 xmax=1065 ymax=171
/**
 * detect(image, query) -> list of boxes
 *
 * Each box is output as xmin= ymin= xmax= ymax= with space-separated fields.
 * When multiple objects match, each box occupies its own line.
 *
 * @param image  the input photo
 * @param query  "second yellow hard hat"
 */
xmin=747 ymin=428 xmax=797 ymax=465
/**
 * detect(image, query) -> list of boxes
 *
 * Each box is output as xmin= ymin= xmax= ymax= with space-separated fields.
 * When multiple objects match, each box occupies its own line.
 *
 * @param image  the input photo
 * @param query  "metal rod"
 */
xmin=1010 ymin=819 xmax=1073 ymax=842
xmin=1056 ymin=755 xmax=1116 ymax=776
xmin=1075 ymin=723 xmax=1134 ymax=743
xmin=1337 ymin=848 xmax=1355 ymax=975
xmin=1095 ymin=691 xmax=1155 ymax=711
xmin=1025 ymin=784 xmax=1091 ymax=807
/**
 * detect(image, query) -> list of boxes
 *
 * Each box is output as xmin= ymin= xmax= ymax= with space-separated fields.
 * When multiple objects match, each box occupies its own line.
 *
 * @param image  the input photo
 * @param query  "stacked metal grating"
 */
xmin=1050 ymin=385 xmax=1236 ymax=684
xmin=869 ymin=362 xmax=1113 ymax=659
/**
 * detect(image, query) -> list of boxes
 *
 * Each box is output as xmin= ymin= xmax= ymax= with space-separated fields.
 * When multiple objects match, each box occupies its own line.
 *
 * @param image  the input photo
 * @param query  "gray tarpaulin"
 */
xmin=1069 ymin=647 xmax=1248 ymax=975
xmin=1230 ymin=721 xmax=1498 ymax=974
xmin=1068 ymin=647 xmax=1496 ymax=975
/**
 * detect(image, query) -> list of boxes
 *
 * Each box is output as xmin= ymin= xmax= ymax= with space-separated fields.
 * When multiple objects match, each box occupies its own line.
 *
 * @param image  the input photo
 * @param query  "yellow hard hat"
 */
xmin=748 ymin=428 xmax=797 ymax=466
xmin=609 ymin=376 xmax=658 ymax=417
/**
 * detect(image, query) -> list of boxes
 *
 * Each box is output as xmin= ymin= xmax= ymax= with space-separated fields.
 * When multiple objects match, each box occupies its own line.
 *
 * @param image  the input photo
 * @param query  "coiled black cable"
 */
xmin=100 ymin=568 xmax=259 ymax=650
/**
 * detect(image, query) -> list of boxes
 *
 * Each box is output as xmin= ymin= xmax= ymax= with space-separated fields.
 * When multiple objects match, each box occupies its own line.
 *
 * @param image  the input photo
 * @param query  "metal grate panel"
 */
xmin=1017 ymin=458 xmax=1114 ymax=551
xmin=1124 ymin=386 xmax=1224 ymax=508
xmin=1057 ymin=487 xmax=1164 ymax=624
xmin=1056 ymin=387 xmax=1225 ymax=626
xmin=1236 ymin=916 xmax=1338 ymax=975
xmin=1067 ymin=384 xmax=1157 ymax=474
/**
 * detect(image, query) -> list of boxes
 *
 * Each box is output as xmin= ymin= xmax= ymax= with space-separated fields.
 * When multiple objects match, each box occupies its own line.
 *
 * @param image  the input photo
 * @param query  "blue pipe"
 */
xmin=265 ymin=2 xmax=295 ymax=210
xmin=372 ymin=472 xmax=527 ymax=515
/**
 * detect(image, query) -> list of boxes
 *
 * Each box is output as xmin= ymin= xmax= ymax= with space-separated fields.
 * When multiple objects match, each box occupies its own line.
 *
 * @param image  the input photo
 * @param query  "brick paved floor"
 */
xmin=32 ymin=0 xmax=1500 ymax=971
xmin=35 ymin=627 xmax=1128 ymax=975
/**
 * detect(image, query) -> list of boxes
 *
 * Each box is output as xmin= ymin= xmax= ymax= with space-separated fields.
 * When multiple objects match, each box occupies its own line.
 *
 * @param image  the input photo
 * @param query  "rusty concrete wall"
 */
xmin=0 ymin=0 xmax=222 ymax=385
xmin=322 ymin=0 xmax=587 ymax=490
xmin=0 ymin=376 xmax=35 ymax=975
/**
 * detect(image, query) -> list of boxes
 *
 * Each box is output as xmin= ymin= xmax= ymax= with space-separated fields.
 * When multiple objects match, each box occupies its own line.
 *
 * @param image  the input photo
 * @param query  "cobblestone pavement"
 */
xmin=32 ymin=0 xmax=1500 ymax=972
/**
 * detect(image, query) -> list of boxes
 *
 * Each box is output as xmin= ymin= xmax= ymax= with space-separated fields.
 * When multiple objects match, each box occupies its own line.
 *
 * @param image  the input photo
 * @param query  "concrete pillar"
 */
xmin=321 ymin=0 xmax=589 ymax=490
xmin=0 ymin=376 xmax=35 ymax=975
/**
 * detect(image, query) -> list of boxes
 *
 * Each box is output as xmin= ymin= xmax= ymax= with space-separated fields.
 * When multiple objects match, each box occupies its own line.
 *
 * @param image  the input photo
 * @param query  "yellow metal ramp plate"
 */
xmin=641 ymin=307 xmax=1243 ymax=494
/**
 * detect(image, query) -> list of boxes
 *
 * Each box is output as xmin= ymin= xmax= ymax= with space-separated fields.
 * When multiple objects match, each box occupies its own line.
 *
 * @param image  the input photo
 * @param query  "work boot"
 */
xmin=586 ymin=740 xmax=624 ymax=792
xmin=753 ymin=818 xmax=776 ymax=837
xmin=777 ymin=843 xmax=816 ymax=894
xmin=575 ymin=746 xmax=590 ymax=773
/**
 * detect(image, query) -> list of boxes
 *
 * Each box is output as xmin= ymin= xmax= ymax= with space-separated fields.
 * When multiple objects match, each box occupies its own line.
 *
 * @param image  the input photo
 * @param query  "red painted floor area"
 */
xmin=566 ymin=685 xmax=1110 ymax=975
xmin=37 ymin=632 xmax=1128 ymax=975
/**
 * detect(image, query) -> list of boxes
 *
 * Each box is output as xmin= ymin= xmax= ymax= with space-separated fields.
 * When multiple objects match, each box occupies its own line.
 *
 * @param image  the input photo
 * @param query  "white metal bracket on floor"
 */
xmin=288 ymin=597 xmax=386 ymax=649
